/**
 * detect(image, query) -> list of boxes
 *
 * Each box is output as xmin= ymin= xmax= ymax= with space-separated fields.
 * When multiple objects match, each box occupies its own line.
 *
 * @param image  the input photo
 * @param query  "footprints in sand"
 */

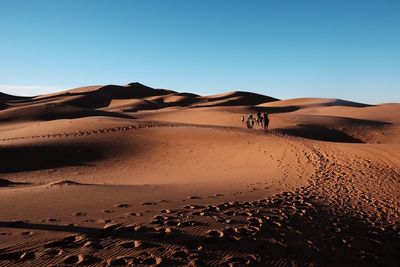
xmin=101 ymin=203 xmax=133 ymax=215
xmin=206 ymin=229 xmax=224 ymax=238
xmin=72 ymin=212 xmax=86 ymax=217
xmin=118 ymin=240 xmax=142 ymax=249
xmin=19 ymin=231 xmax=34 ymax=236
xmin=103 ymin=209 xmax=114 ymax=213
xmin=1 ymin=189 xmax=398 ymax=266
xmin=1 ymin=145 xmax=398 ymax=266
xmin=106 ymin=256 xmax=128 ymax=266
xmin=106 ymin=255 xmax=162 ymax=266
xmin=114 ymin=203 xmax=131 ymax=208
xmin=43 ymin=235 xmax=82 ymax=249
xmin=1 ymin=133 xmax=399 ymax=265
xmin=62 ymin=254 xmax=101 ymax=265
xmin=19 ymin=251 xmax=36 ymax=260
xmin=224 ymin=255 xmax=258 ymax=266
xmin=42 ymin=248 xmax=63 ymax=257
xmin=126 ymin=212 xmax=143 ymax=217
xmin=140 ymin=201 xmax=157 ymax=206
xmin=0 ymin=121 xmax=214 ymax=142
xmin=41 ymin=218 xmax=60 ymax=223
xmin=62 ymin=255 xmax=83 ymax=265
xmin=187 ymin=196 xmax=202 ymax=200
xmin=0 ymin=251 xmax=37 ymax=261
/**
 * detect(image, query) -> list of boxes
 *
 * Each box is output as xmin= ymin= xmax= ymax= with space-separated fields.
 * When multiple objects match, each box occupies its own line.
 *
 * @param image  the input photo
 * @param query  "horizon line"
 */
xmin=0 ymin=83 xmax=398 ymax=106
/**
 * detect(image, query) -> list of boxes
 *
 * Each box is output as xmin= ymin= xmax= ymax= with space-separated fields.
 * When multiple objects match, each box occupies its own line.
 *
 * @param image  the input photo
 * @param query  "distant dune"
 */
xmin=0 ymin=101 xmax=7 ymax=110
xmin=194 ymin=91 xmax=279 ymax=107
xmin=0 ymin=92 xmax=32 ymax=101
xmin=0 ymin=102 xmax=132 ymax=122
xmin=1 ymin=82 xmax=398 ymax=144
xmin=258 ymin=97 xmax=371 ymax=108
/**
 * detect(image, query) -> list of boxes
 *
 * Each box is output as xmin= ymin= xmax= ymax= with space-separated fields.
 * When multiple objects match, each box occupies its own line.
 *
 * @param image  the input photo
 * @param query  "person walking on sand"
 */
xmin=246 ymin=113 xmax=254 ymax=129
xmin=256 ymin=111 xmax=261 ymax=129
xmin=241 ymin=115 xmax=245 ymax=126
xmin=262 ymin=112 xmax=269 ymax=131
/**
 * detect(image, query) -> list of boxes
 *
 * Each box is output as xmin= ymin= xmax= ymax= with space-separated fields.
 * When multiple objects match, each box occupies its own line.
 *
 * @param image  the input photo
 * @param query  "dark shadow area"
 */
xmin=99 ymin=83 xmax=174 ymax=99
xmin=0 ymin=142 xmax=110 ymax=173
xmin=4 ymin=93 xmax=78 ymax=106
xmin=121 ymin=101 xmax=166 ymax=112
xmin=1 ymin=83 xmax=175 ymax=110
xmin=0 ymin=101 xmax=8 ymax=110
xmin=0 ymin=178 xmax=30 ymax=187
xmin=0 ymin=92 xmax=32 ymax=102
xmin=0 ymin=194 xmax=398 ymax=266
xmin=254 ymin=99 xmax=373 ymax=111
xmin=254 ymin=196 xmax=400 ymax=266
xmin=253 ymin=106 xmax=301 ymax=114
xmin=0 ymin=220 xmax=261 ymax=264
xmin=193 ymin=92 xmax=278 ymax=108
xmin=121 ymin=95 xmax=203 ymax=112
xmin=318 ymin=98 xmax=372 ymax=108
xmin=278 ymin=124 xmax=364 ymax=143
xmin=60 ymin=93 xmax=113 ymax=109
xmin=292 ymin=114 xmax=392 ymax=127
xmin=0 ymin=103 xmax=134 ymax=123
xmin=206 ymin=91 xmax=278 ymax=104
xmin=68 ymin=83 xmax=175 ymax=109
xmin=162 ymin=93 xmax=203 ymax=107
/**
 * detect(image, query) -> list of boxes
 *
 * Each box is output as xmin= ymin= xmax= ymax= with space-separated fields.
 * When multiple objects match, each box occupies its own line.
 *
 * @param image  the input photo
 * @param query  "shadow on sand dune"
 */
xmin=0 ymin=103 xmax=134 ymax=123
xmin=0 ymin=195 xmax=397 ymax=266
xmin=0 ymin=102 xmax=8 ymax=110
xmin=253 ymin=106 xmax=301 ymax=114
xmin=0 ymin=92 xmax=32 ymax=102
xmin=0 ymin=142 xmax=112 ymax=173
xmin=0 ymin=178 xmax=30 ymax=187
xmin=22 ymin=83 xmax=175 ymax=109
xmin=204 ymin=92 xmax=278 ymax=106
xmin=278 ymin=125 xmax=364 ymax=143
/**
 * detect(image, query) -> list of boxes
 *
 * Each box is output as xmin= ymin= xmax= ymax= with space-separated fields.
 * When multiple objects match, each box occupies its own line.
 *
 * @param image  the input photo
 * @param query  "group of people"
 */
xmin=241 ymin=111 xmax=269 ymax=131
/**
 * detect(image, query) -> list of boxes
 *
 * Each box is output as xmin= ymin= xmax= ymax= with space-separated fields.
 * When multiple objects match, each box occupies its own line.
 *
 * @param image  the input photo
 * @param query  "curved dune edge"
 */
xmin=258 ymin=97 xmax=371 ymax=108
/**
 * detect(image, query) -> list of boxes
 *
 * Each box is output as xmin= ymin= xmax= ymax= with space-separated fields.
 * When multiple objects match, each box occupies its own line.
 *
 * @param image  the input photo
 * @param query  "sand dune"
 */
xmin=194 ymin=91 xmax=278 ymax=107
xmin=258 ymin=97 xmax=371 ymax=109
xmin=104 ymin=99 xmax=162 ymax=112
xmin=0 ymin=101 xmax=7 ymax=110
xmin=287 ymin=103 xmax=400 ymax=144
xmin=0 ymin=102 xmax=131 ymax=122
xmin=0 ymin=83 xmax=399 ymax=266
xmin=16 ymin=83 xmax=174 ymax=110
xmin=0 ymin=92 xmax=32 ymax=102
xmin=162 ymin=92 xmax=201 ymax=105
xmin=294 ymin=103 xmax=400 ymax=123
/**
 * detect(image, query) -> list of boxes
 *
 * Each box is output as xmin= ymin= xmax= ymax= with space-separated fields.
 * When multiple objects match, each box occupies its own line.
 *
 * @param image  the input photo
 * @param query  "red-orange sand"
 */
xmin=0 ymin=83 xmax=399 ymax=266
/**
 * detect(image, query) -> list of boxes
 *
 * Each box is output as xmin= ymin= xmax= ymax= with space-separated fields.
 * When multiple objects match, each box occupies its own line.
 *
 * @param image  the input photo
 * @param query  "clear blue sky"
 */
xmin=1 ymin=0 xmax=399 ymax=103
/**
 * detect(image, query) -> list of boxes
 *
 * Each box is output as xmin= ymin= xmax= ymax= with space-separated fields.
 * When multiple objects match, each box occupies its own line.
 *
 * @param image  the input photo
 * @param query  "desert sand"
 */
xmin=0 ymin=83 xmax=399 ymax=266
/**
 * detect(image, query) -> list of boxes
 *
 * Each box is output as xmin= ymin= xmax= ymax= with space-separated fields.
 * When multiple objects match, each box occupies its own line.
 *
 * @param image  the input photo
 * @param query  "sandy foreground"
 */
xmin=0 ymin=84 xmax=399 ymax=266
